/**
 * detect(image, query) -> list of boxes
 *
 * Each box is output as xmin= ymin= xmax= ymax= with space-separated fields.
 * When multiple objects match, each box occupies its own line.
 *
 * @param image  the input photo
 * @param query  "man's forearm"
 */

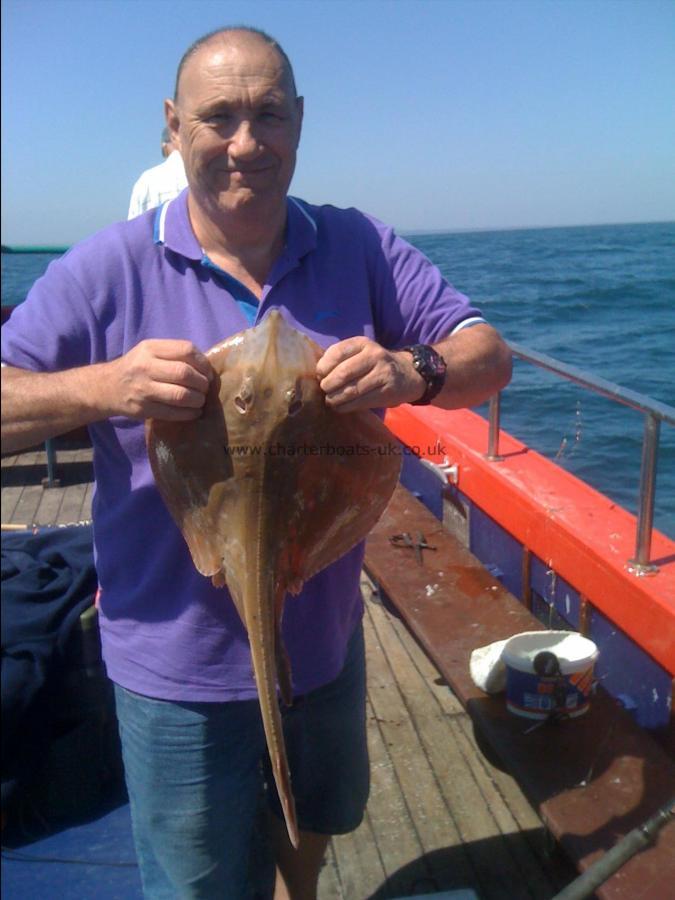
xmin=430 ymin=323 xmax=512 ymax=410
xmin=2 ymin=339 xmax=214 ymax=454
xmin=1 ymin=365 xmax=113 ymax=453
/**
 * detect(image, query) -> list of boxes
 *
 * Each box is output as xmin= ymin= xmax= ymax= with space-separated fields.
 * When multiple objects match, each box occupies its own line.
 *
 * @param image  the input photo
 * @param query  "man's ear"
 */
xmin=164 ymin=98 xmax=181 ymax=151
xmin=295 ymin=95 xmax=304 ymax=147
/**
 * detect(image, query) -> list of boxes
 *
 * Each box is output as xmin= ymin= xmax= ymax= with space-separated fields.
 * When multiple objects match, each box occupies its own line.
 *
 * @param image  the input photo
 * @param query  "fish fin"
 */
xmin=146 ymin=376 xmax=234 ymax=578
xmin=211 ymin=570 xmax=227 ymax=589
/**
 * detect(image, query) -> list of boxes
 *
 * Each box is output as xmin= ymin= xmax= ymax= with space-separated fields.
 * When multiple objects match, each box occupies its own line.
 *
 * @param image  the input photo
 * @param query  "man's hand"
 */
xmin=316 ymin=337 xmax=425 ymax=412
xmin=315 ymin=324 xmax=512 ymax=414
xmin=105 ymin=339 xmax=213 ymax=421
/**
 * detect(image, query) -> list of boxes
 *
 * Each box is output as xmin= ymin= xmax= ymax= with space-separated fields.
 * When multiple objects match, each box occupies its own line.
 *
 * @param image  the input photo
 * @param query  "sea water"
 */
xmin=407 ymin=221 xmax=675 ymax=538
xmin=2 ymin=221 xmax=674 ymax=536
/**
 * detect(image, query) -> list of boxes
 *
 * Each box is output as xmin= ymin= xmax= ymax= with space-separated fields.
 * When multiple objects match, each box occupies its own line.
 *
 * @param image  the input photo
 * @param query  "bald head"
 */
xmin=174 ymin=27 xmax=297 ymax=103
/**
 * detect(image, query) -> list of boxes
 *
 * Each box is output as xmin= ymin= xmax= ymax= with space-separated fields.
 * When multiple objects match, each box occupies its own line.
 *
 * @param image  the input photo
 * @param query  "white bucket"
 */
xmin=502 ymin=630 xmax=598 ymax=720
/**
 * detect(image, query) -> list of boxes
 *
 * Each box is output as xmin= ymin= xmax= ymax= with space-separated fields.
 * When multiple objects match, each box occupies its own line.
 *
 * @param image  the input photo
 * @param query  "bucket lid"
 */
xmin=502 ymin=630 xmax=597 ymax=675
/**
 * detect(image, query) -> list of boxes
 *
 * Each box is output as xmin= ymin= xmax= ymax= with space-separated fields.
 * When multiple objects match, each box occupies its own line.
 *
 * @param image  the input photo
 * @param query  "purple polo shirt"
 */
xmin=1 ymin=193 xmax=483 ymax=701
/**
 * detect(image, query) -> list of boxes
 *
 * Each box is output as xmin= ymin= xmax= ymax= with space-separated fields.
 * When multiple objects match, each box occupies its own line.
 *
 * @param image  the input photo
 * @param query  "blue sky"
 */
xmin=2 ymin=0 xmax=674 ymax=244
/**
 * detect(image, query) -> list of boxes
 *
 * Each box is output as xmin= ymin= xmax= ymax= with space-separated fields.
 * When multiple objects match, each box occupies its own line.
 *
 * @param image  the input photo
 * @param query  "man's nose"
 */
xmin=229 ymin=119 xmax=259 ymax=157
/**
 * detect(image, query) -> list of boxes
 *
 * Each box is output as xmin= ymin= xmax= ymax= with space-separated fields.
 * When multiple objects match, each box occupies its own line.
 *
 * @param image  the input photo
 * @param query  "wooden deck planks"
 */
xmin=1 ymin=446 xmax=94 ymax=528
xmin=2 ymin=449 xmax=577 ymax=899
xmin=365 ymin=596 xmax=478 ymax=893
xmin=393 ymin=615 xmax=563 ymax=900
xmin=347 ymin=581 xmax=575 ymax=900
xmin=388 ymin=608 xmax=565 ymax=896
xmin=330 ymin=809 xmax=389 ymax=899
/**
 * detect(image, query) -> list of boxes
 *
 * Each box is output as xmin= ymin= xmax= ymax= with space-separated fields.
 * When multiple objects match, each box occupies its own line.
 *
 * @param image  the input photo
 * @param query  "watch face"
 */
xmin=415 ymin=346 xmax=446 ymax=377
xmin=407 ymin=345 xmax=446 ymax=405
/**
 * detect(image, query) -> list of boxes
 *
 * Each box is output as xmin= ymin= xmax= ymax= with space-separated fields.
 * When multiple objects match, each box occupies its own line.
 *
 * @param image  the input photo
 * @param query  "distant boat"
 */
xmin=1 ymin=244 xmax=70 ymax=254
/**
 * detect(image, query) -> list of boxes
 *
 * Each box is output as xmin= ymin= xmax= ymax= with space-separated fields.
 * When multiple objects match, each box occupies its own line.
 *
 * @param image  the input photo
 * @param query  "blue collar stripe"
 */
xmin=153 ymin=201 xmax=171 ymax=245
xmin=201 ymin=255 xmax=260 ymax=325
xmin=236 ymin=299 xmax=258 ymax=326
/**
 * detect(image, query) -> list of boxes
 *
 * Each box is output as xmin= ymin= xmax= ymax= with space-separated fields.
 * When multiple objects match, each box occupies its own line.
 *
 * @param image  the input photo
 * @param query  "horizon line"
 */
xmin=2 ymin=218 xmax=674 ymax=250
xmin=398 ymin=218 xmax=675 ymax=237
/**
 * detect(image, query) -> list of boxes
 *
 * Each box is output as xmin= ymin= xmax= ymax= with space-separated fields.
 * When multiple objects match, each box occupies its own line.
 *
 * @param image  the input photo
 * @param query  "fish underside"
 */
xmin=146 ymin=310 xmax=401 ymax=848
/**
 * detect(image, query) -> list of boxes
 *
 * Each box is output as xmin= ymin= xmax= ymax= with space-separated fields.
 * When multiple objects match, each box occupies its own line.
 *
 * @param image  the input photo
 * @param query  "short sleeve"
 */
xmin=363 ymin=215 xmax=484 ymax=347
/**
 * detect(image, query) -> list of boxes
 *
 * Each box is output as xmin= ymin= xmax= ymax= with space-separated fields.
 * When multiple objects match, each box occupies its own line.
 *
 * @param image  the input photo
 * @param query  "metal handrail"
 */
xmin=486 ymin=342 xmax=675 ymax=574
xmin=508 ymin=343 xmax=675 ymax=424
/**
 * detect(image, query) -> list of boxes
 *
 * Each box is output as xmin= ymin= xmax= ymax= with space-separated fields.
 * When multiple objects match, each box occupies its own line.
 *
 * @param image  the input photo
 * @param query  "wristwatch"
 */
xmin=402 ymin=344 xmax=447 ymax=405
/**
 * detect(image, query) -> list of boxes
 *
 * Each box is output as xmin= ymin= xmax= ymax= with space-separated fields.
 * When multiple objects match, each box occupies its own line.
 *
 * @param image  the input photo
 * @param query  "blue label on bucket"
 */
xmin=506 ymin=667 xmax=593 ymax=720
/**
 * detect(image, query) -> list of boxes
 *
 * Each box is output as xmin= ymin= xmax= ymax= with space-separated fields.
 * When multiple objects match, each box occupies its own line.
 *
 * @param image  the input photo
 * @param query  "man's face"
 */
xmin=169 ymin=36 xmax=303 ymax=226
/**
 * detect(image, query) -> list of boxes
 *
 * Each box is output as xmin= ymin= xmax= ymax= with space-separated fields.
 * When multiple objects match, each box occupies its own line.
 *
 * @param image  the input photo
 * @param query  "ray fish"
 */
xmin=146 ymin=310 xmax=401 ymax=847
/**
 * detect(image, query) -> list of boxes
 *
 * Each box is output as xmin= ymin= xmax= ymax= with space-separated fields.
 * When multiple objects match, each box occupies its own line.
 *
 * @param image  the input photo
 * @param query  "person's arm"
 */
xmin=316 ymin=323 xmax=512 ymax=413
xmin=1 ymin=339 xmax=213 ymax=454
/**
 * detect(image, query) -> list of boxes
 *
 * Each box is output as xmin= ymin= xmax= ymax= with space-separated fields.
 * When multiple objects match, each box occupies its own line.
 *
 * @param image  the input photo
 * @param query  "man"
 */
xmin=127 ymin=126 xmax=188 ymax=218
xmin=1 ymin=27 xmax=511 ymax=900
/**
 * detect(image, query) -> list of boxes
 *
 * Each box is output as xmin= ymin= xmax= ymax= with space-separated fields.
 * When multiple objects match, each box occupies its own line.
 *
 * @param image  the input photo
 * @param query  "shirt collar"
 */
xmin=154 ymin=192 xmax=318 ymax=265
xmin=154 ymin=189 xmax=200 ymax=258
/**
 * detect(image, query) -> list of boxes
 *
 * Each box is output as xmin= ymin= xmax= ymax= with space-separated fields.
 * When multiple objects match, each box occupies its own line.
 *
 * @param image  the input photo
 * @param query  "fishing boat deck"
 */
xmin=1 ymin=444 xmax=578 ymax=899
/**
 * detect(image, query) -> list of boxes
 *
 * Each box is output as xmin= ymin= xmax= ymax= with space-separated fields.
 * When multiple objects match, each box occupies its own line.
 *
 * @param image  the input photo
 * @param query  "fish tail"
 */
xmin=244 ymin=569 xmax=299 ymax=849
xmin=274 ymin=756 xmax=300 ymax=849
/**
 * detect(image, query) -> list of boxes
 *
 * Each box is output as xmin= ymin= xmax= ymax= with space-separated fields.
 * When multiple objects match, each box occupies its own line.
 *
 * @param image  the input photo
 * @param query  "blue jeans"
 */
xmin=114 ymin=623 xmax=368 ymax=899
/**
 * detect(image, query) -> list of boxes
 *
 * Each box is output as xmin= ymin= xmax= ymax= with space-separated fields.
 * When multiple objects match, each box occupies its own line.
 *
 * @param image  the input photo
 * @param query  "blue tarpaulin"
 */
xmin=1 ymin=524 xmax=98 ymax=810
